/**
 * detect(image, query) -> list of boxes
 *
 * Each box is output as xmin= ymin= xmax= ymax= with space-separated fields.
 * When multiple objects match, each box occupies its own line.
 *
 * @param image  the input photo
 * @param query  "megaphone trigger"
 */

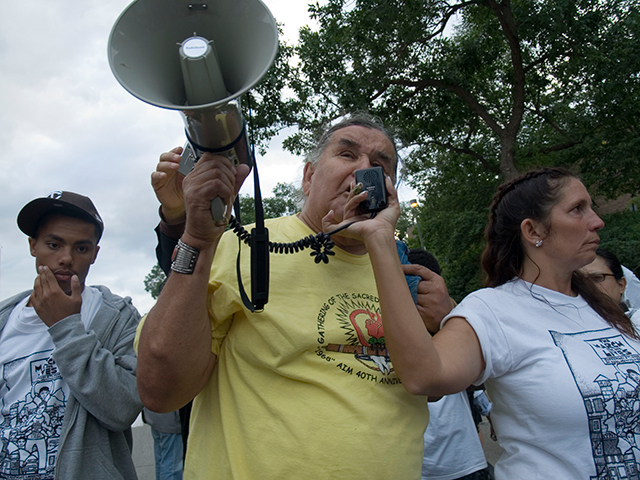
xmin=211 ymin=197 xmax=228 ymax=224
xmin=178 ymin=142 xmax=198 ymax=176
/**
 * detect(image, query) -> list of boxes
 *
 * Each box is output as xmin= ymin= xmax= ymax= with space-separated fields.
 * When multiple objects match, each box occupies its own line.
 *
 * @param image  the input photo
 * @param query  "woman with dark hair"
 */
xmin=343 ymin=166 xmax=640 ymax=479
xmin=582 ymin=248 xmax=640 ymax=321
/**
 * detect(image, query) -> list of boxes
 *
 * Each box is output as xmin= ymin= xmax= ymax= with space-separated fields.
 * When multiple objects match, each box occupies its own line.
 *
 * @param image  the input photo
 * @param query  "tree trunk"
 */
xmin=500 ymin=134 xmax=519 ymax=181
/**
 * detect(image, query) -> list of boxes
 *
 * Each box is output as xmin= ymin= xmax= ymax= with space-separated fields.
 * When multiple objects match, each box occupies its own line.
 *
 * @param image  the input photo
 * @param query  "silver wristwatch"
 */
xmin=171 ymin=239 xmax=200 ymax=275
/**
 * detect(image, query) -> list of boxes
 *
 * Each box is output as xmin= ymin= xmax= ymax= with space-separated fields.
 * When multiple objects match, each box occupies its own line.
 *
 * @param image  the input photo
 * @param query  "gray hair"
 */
xmin=305 ymin=113 xmax=400 ymax=183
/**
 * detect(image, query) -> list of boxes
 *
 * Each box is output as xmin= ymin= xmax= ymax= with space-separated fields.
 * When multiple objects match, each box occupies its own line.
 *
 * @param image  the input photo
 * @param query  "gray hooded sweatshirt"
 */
xmin=0 ymin=285 xmax=143 ymax=479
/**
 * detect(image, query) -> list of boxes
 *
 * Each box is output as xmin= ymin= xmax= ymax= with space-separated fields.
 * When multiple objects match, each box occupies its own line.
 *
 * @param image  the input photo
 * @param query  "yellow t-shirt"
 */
xmin=145 ymin=215 xmax=429 ymax=479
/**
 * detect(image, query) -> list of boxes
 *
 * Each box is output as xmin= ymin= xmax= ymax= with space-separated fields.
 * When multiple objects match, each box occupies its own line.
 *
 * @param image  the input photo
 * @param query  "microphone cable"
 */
xmin=228 ymin=213 xmax=375 ymax=264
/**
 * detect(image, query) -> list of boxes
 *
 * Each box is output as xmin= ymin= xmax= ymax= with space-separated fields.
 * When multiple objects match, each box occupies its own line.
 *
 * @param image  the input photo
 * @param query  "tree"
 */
xmin=248 ymin=0 xmax=640 ymax=298
xmin=396 ymin=201 xmax=418 ymax=245
xmin=236 ymin=182 xmax=303 ymax=225
xmin=274 ymin=0 xmax=640 ymax=189
xmin=143 ymin=264 xmax=166 ymax=300
xmin=599 ymin=209 xmax=640 ymax=275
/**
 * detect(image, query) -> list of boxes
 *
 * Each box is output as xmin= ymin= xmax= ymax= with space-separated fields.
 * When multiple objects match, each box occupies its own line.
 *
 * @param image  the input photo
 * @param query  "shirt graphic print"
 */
xmin=0 ymin=349 xmax=67 ymax=479
xmin=318 ymin=292 xmax=400 ymax=384
xmin=552 ymin=329 xmax=640 ymax=479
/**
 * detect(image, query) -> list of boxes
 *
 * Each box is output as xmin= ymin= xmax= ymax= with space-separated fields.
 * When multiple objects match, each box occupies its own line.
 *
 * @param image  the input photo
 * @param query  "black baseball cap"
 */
xmin=17 ymin=191 xmax=104 ymax=240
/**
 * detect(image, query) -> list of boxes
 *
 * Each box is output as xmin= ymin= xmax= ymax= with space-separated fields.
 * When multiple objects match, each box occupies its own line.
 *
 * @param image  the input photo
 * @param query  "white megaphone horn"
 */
xmin=108 ymin=0 xmax=278 ymax=222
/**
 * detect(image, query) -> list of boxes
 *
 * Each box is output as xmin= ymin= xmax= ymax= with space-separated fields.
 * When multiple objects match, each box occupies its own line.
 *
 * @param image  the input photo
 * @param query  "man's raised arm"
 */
xmin=137 ymin=152 xmax=249 ymax=413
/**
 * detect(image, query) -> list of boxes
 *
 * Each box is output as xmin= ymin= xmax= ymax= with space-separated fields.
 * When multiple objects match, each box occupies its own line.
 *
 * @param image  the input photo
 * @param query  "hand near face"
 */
xmin=401 ymin=263 xmax=454 ymax=334
xmin=152 ymin=146 xmax=186 ymax=224
xmin=322 ymin=175 xmax=400 ymax=243
xmin=30 ymin=266 xmax=82 ymax=327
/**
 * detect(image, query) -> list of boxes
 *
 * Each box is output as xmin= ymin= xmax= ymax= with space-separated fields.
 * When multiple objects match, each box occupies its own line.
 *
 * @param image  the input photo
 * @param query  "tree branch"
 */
xmin=525 ymin=140 xmax=584 ymax=157
xmin=487 ymin=0 xmax=525 ymax=135
xmin=428 ymin=140 xmax=501 ymax=174
xmin=389 ymin=77 xmax=504 ymax=136
xmin=529 ymin=102 xmax=578 ymax=140
xmin=403 ymin=1 xmax=481 ymax=46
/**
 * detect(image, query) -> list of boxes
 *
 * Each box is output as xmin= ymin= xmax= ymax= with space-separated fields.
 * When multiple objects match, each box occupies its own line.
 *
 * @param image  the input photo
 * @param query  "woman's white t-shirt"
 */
xmin=445 ymin=278 xmax=640 ymax=479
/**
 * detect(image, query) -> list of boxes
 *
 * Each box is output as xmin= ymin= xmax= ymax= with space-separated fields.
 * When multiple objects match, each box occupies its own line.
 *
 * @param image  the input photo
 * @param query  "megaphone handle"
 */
xmin=211 ymin=196 xmax=227 ymax=222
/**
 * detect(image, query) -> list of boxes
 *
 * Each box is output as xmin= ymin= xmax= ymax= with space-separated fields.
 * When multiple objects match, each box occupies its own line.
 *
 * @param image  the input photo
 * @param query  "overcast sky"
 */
xmin=0 ymin=0 xmax=417 ymax=314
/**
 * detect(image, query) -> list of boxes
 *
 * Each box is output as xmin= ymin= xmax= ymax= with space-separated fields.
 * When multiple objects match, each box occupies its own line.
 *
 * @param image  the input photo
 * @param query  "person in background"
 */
xmin=0 ymin=191 xmax=142 ymax=479
xmin=408 ymin=249 xmax=490 ymax=480
xmin=142 ymin=408 xmax=183 ymax=480
xmin=581 ymin=248 xmax=640 ymax=321
xmin=622 ymin=265 xmax=640 ymax=312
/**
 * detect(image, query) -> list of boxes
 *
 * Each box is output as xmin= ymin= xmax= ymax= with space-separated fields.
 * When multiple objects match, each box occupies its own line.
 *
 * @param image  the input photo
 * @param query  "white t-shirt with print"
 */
xmin=445 ymin=278 xmax=640 ymax=480
xmin=0 ymin=286 xmax=101 ymax=478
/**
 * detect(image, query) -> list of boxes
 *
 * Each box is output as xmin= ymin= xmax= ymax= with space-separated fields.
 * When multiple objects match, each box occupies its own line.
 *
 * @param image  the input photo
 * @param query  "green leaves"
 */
xmin=245 ymin=0 xmax=640 ymax=298
xmin=237 ymin=182 xmax=303 ymax=226
xmin=143 ymin=264 xmax=166 ymax=300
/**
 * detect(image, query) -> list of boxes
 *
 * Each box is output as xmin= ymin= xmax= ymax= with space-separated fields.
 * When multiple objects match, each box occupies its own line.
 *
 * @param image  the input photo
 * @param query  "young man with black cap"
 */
xmin=0 ymin=191 xmax=142 ymax=479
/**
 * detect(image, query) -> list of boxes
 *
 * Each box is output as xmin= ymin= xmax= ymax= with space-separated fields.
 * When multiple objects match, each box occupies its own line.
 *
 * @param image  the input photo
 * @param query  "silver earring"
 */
xmin=535 ymin=240 xmax=543 ymax=247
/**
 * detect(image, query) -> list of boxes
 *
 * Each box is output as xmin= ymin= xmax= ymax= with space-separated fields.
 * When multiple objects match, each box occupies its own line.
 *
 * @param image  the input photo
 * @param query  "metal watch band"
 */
xmin=171 ymin=239 xmax=200 ymax=275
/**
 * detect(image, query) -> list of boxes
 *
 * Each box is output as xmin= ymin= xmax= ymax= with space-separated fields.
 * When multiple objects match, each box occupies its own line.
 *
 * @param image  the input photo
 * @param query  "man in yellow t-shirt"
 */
xmin=136 ymin=114 xmax=453 ymax=479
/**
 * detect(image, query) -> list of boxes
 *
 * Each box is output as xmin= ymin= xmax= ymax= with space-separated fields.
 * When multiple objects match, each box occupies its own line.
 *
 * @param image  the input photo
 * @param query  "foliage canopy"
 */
xmin=247 ymin=0 xmax=640 ymax=298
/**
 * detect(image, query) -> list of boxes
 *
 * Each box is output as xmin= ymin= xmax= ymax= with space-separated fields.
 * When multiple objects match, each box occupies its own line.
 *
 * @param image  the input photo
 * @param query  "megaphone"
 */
xmin=108 ymin=0 xmax=278 ymax=221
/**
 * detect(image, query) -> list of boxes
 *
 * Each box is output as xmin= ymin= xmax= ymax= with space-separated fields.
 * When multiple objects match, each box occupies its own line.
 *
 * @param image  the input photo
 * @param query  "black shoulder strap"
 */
xmin=235 ymin=146 xmax=269 ymax=312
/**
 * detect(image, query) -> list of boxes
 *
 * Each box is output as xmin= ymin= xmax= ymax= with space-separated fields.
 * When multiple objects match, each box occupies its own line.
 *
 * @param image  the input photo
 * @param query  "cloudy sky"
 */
xmin=0 ymin=0 xmax=416 ymax=314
